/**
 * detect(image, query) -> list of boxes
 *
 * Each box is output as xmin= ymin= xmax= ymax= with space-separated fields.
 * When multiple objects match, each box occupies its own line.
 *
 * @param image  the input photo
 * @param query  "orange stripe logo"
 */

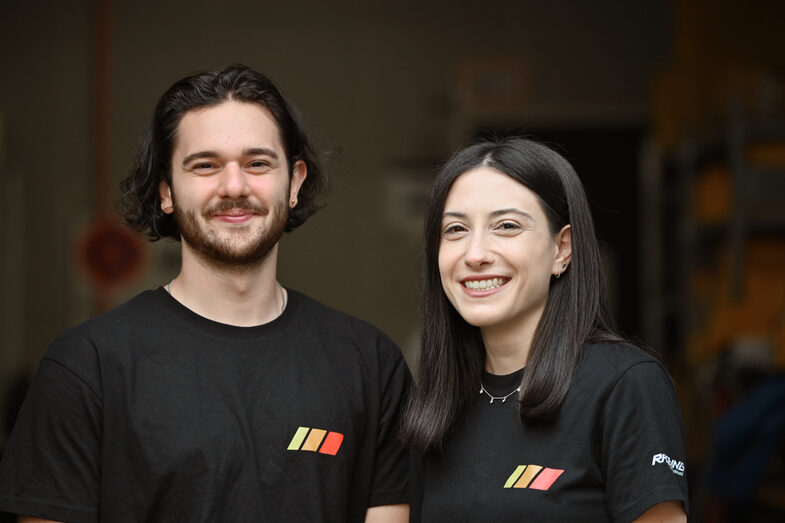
xmin=287 ymin=426 xmax=344 ymax=456
xmin=504 ymin=465 xmax=564 ymax=490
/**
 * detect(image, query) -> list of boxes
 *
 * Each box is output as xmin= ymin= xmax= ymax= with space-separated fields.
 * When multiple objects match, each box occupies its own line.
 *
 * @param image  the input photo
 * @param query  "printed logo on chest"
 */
xmin=504 ymin=464 xmax=564 ymax=490
xmin=287 ymin=426 xmax=344 ymax=456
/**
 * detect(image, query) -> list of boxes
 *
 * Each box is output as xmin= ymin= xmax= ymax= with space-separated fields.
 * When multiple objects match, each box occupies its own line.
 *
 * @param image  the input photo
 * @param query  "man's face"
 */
xmin=159 ymin=100 xmax=306 ymax=269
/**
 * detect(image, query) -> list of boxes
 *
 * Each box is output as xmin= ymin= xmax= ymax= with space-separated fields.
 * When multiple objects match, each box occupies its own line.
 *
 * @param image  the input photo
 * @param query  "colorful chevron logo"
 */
xmin=287 ymin=426 xmax=344 ymax=456
xmin=504 ymin=465 xmax=564 ymax=490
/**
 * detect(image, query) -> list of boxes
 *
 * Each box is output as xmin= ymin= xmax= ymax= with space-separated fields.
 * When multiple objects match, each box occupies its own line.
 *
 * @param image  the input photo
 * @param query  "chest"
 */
xmin=422 ymin=400 xmax=611 ymax=523
xmin=98 ymin=334 xmax=368 ymax=501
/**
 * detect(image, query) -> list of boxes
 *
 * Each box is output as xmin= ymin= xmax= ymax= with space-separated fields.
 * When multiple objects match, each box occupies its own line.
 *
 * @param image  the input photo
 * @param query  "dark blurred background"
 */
xmin=1 ymin=1 xmax=784 ymax=521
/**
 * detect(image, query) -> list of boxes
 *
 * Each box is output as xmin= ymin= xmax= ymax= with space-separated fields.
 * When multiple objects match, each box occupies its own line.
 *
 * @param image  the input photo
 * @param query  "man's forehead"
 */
xmin=173 ymin=100 xmax=285 ymax=152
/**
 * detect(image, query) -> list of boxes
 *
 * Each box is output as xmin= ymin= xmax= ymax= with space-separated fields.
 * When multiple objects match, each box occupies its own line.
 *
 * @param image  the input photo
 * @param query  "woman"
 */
xmin=402 ymin=137 xmax=688 ymax=522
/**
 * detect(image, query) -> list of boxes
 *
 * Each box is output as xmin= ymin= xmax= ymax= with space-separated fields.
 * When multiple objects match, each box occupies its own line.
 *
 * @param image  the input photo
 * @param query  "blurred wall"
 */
xmin=0 ymin=0 xmax=670 ymax=442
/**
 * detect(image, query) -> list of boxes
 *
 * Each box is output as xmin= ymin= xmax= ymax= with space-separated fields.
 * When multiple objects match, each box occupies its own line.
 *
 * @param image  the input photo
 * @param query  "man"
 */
xmin=0 ymin=65 xmax=410 ymax=522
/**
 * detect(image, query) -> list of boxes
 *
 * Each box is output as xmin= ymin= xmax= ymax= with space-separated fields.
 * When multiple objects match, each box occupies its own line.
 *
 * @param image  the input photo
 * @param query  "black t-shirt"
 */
xmin=417 ymin=343 xmax=688 ymax=522
xmin=0 ymin=288 xmax=410 ymax=522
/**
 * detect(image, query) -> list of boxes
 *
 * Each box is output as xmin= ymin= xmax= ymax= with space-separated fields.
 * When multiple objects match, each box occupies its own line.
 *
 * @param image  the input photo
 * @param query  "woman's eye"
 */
xmin=497 ymin=221 xmax=520 ymax=231
xmin=443 ymin=224 xmax=466 ymax=235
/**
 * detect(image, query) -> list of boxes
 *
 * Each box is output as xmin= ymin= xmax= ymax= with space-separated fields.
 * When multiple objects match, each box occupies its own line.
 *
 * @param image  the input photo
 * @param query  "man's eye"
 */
xmin=191 ymin=163 xmax=218 ymax=174
xmin=248 ymin=160 xmax=271 ymax=170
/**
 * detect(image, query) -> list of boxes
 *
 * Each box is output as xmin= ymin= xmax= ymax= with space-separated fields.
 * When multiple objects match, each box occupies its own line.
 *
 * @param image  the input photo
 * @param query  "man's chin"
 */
xmin=175 ymin=203 xmax=288 ymax=268
xmin=186 ymin=238 xmax=277 ymax=267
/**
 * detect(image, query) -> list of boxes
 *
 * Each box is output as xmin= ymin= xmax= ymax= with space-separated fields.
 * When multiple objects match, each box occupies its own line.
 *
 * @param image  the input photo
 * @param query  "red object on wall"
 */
xmin=79 ymin=219 xmax=145 ymax=289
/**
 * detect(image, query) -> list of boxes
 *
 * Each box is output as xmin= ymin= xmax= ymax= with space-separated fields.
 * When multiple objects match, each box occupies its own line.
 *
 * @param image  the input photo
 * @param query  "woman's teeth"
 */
xmin=464 ymin=278 xmax=506 ymax=290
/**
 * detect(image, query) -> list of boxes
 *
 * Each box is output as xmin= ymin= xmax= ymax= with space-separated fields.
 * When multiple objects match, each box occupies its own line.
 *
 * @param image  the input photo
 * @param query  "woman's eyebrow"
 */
xmin=442 ymin=211 xmax=467 ymax=219
xmin=490 ymin=208 xmax=534 ymax=221
xmin=442 ymin=209 xmax=533 ymax=218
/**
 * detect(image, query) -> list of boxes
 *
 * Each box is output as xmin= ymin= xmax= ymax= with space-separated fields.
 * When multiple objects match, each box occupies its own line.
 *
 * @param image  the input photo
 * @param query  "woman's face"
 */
xmin=437 ymin=167 xmax=570 ymax=335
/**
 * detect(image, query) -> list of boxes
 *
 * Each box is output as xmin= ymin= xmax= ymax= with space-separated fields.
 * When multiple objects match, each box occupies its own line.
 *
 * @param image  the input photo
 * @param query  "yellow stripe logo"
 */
xmin=504 ymin=464 xmax=564 ymax=490
xmin=287 ymin=426 xmax=344 ymax=456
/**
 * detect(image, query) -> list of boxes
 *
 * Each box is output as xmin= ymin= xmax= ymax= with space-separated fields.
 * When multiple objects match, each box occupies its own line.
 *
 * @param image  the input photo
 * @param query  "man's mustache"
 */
xmin=202 ymin=199 xmax=267 ymax=217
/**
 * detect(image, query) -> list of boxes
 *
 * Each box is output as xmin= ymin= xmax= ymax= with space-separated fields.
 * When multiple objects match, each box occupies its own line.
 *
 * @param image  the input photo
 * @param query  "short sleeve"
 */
xmin=599 ymin=361 xmax=689 ymax=522
xmin=367 ymin=336 xmax=411 ymax=507
xmin=0 ymin=357 xmax=102 ymax=523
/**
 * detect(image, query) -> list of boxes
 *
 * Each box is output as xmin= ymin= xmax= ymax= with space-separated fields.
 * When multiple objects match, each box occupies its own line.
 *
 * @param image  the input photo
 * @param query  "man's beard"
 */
xmin=173 ymin=196 xmax=289 ymax=270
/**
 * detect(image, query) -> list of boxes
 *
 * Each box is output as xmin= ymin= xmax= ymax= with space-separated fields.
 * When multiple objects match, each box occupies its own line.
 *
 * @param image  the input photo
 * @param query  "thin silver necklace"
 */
xmin=479 ymin=382 xmax=520 ymax=404
xmin=166 ymin=280 xmax=287 ymax=314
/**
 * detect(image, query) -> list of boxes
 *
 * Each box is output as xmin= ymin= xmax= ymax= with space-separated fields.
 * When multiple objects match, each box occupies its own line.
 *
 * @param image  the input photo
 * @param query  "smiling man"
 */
xmin=0 ymin=65 xmax=410 ymax=523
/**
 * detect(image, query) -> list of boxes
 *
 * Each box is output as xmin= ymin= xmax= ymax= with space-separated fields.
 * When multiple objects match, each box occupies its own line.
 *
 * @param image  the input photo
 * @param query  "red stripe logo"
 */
xmin=287 ymin=426 xmax=344 ymax=456
xmin=504 ymin=465 xmax=564 ymax=490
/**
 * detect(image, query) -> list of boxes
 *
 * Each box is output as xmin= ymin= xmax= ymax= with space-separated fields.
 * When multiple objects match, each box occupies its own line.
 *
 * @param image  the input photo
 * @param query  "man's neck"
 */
xmin=169 ymin=244 xmax=285 ymax=327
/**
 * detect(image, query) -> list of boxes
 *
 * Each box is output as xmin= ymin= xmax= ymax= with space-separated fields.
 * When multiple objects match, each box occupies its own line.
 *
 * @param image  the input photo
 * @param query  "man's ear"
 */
xmin=552 ymin=224 xmax=572 ymax=276
xmin=288 ymin=160 xmax=307 ymax=208
xmin=159 ymin=180 xmax=174 ymax=214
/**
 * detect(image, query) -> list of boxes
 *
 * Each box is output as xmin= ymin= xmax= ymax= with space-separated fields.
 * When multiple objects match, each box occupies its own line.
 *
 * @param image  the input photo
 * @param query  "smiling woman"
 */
xmin=402 ymin=137 xmax=689 ymax=523
xmin=437 ymin=167 xmax=571 ymax=361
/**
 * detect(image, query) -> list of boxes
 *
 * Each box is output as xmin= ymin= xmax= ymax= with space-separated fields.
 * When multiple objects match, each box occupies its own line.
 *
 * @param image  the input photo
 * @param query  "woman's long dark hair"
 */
xmin=401 ymin=137 xmax=622 ymax=451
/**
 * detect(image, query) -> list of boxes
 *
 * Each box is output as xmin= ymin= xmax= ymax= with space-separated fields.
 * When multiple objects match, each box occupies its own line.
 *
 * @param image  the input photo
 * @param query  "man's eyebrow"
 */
xmin=243 ymin=147 xmax=279 ymax=159
xmin=181 ymin=148 xmax=280 ymax=168
xmin=181 ymin=151 xmax=218 ymax=167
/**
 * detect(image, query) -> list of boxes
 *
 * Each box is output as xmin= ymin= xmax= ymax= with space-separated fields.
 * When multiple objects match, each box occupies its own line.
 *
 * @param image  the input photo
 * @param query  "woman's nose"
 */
xmin=464 ymin=234 xmax=494 ymax=267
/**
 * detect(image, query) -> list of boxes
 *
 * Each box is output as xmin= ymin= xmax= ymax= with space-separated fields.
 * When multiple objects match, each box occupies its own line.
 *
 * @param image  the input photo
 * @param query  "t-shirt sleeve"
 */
xmin=0 ymin=357 xmax=101 ymax=523
xmin=367 ymin=335 xmax=412 ymax=508
xmin=600 ymin=360 xmax=689 ymax=522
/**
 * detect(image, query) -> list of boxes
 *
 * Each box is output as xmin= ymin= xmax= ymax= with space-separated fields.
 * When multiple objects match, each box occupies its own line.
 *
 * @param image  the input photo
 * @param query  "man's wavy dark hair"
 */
xmin=118 ymin=64 xmax=327 ymax=240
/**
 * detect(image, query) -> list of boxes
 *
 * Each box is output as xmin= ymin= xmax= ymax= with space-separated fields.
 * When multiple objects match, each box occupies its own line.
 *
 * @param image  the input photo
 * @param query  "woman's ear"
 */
xmin=552 ymin=224 xmax=572 ymax=277
xmin=159 ymin=181 xmax=174 ymax=214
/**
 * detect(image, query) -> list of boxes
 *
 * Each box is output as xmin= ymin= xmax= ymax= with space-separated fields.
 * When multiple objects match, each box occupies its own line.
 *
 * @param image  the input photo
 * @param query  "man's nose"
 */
xmin=218 ymin=162 xmax=251 ymax=198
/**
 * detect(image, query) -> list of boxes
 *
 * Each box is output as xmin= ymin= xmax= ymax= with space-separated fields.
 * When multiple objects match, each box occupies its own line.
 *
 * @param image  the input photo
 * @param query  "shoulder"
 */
xmin=285 ymin=290 xmax=410 ymax=387
xmin=287 ymin=289 xmax=375 ymax=327
xmin=24 ymin=290 xmax=163 ymax=400
xmin=574 ymin=342 xmax=675 ymax=397
xmin=44 ymin=290 xmax=163 ymax=366
xmin=53 ymin=289 xmax=161 ymax=340
xmin=580 ymin=341 xmax=664 ymax=374
xmin=582 ymin=345 xmax=689 ymax=520
xmin=287 ymin=289 xmax=399 ymax=348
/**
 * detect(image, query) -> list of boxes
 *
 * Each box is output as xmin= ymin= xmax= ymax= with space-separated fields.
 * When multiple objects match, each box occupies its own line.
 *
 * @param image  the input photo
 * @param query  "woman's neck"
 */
xmin=480 ymin=311 xmax=541 ymax=375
